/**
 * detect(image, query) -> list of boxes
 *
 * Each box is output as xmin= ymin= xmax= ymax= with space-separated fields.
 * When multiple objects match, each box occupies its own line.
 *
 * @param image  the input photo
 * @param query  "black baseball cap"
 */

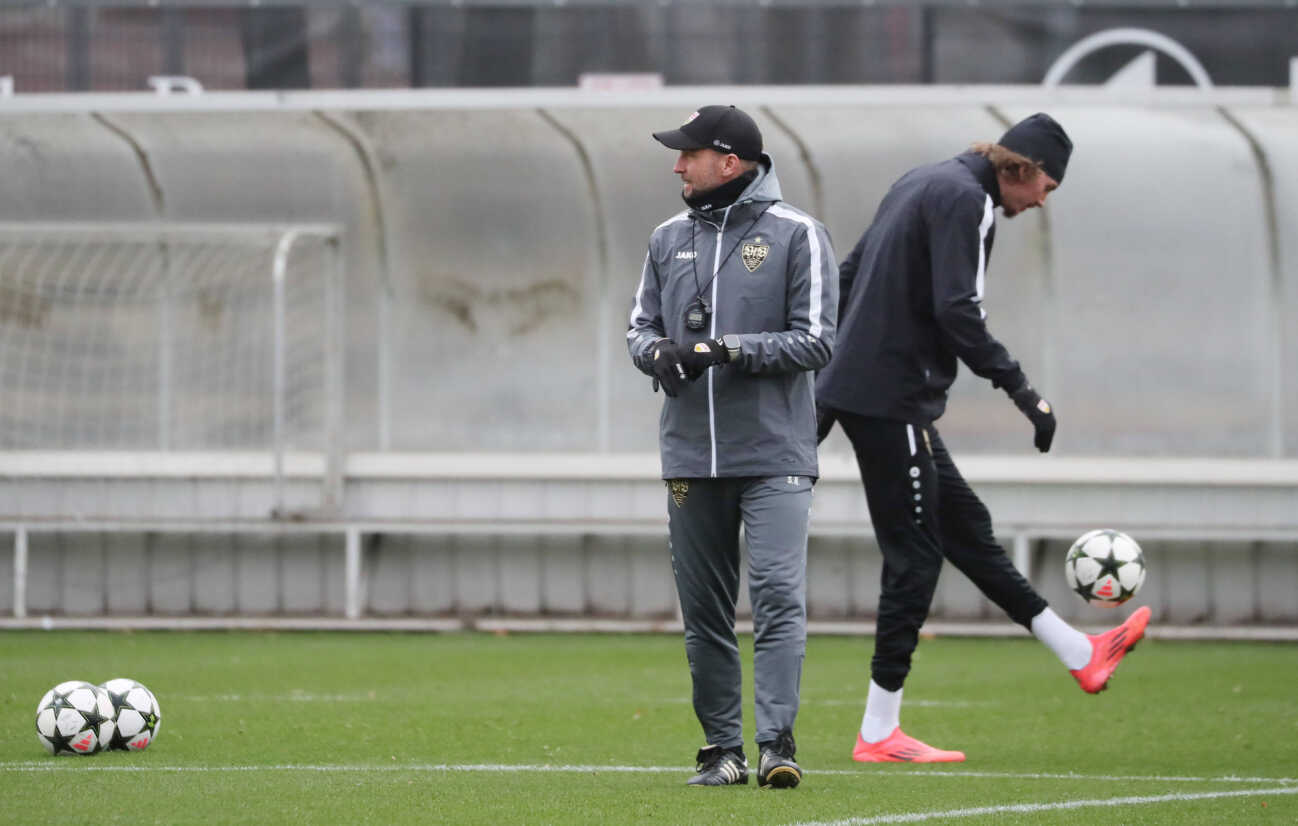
xmin=652 ymin=105 xmax=763 ymax=161
xmin=998 ymin=112 xmax=1073 ymax=184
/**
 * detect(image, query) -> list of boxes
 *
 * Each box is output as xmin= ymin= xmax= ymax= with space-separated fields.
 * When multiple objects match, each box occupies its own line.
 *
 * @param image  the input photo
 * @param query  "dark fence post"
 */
xmin=240 ymin=7 xmax=311 ymax=90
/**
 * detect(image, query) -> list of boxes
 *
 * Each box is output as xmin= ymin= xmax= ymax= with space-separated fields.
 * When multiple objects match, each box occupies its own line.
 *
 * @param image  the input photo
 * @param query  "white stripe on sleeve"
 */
xmin=767 ymin=204 xmax=824 ymax=339
xmin=627 ymin=212 xmax=691 ymax=346
xmin=627 ymin=250 xmax=653 ymax=332
xmin=974 ymin=194 xmax=994 ymax=320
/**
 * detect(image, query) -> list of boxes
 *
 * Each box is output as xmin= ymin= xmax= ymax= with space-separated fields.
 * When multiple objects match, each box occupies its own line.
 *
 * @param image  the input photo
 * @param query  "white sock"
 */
xmin=1030 ymin=607 xmax=1093 ymax=670
xmin=860 ymin=679 xmax=902 ymax=743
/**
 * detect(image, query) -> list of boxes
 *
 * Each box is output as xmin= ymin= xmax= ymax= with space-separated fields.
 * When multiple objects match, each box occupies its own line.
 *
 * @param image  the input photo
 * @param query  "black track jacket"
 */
xmin=816 ymin=151 xmax=1027 ymax=424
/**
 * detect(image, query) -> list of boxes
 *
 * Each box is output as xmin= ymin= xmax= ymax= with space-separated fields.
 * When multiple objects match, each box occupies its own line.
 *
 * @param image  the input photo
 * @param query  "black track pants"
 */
xmin=833 ymin=410 xmax=1047 ymax=692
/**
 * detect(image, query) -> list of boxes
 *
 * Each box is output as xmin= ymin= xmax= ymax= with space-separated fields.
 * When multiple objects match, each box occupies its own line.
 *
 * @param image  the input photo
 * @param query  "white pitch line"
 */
xmin=0 ymin=762 xmax=1295 ymax=786
xmin=0 ymin=763 xmax=680 ymax=774
xmin=171 ymin=694 xmax=986 ymax=708
xmin=808 ymin=699 xmax=992 ymax=708
xmin=787 ymin=786 xmax=1298 ymax=826
xmin=174 ymin=694 xmax=379 ymax=703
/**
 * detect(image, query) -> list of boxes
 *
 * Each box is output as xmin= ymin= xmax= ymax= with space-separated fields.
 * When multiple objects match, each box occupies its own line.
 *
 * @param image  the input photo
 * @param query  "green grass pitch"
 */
xmin=1 ymin=630 xmax=1295 ymax=825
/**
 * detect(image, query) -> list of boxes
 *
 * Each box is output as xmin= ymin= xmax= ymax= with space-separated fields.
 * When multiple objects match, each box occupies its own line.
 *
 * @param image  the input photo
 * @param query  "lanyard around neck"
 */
xmin=690 ymin=201 xmax=773 ymax=309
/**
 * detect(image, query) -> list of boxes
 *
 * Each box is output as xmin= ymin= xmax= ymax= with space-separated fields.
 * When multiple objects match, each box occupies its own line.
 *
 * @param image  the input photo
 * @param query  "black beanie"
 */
xmin=998 ymin=113 xmax=1073 ymax=184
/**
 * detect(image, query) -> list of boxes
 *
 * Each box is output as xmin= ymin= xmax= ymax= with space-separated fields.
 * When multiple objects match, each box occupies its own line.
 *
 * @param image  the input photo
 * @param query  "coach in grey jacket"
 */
xmin=627 ymin=105 xmax=837 ymax=789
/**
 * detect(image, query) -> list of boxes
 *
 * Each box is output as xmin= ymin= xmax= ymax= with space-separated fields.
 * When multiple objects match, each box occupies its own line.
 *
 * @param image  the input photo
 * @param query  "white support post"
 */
xmin=270 ymin=230 xmax=300 ymax=516
xmin=323 ymin=238 xmax=345 ymax=511
xmin=378 ymin=278 xmax=392 ymax=451
xmin=14 ymin=526 xmax=28 ymax=619
xmin=1291 ymin=57 xmax=1297 ymax=105
xmin=158 ymin=246 xmax=174 ymax=450
xmin=1012 ymin=532 xmax=1032 ymax=581
xmin=344 ymin=527 xmax=362 ymax=620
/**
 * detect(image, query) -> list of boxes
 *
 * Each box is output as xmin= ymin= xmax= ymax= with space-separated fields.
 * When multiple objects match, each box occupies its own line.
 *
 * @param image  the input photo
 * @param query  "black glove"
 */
xmin=679 ymin=338 xmax=730 ymax=375
xmin=816 ymin=405 xmax=836 ymax=445
xmin=1010 ymin=382 xmax=1057 ymax=453
xmin=651 ymin=339 xmax=690 ymax=397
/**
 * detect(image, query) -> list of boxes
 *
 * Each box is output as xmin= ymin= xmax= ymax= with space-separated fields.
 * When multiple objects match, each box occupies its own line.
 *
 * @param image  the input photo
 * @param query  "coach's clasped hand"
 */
xmin=1010 ymin=382 xmax=1056 ymax=453
xmin=651 ymin=340 xmax=691 ymax=397
xmin=653 ymin=339 xmax=734 ymax=395
xmin=679 ymin=338 xmax=730 ymax=374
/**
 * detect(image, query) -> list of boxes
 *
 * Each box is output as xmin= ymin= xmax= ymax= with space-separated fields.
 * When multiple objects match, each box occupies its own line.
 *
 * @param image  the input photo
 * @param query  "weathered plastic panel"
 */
xmin=98 ymin=111 xmax=385 ymax=450
xmin=362 ymin=533 xmax=675 ymax=617
xmin=2 ymin=104 xmax=1294 ymax=458
xmin=0 ymin=114 xmax=156 ymax=221
xmin=341 ymin=110 xmax=601 ymax=451
xmin=13 ymin=529 xmax=1293 ymax=623
xmin=1227 ymin=107 xmax=1298 ymax=458
xmin=1025 ymin=106 xmax=1273 ymax=456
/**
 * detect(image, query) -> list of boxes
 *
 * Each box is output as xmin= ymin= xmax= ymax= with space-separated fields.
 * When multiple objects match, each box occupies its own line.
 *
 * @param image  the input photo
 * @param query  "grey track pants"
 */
xmin=666 ymin=475 xmax=812 ymax=750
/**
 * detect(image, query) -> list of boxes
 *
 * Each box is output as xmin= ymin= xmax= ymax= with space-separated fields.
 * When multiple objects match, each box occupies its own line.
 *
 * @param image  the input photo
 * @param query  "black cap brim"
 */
xmin=652 ymin=128 xmax=708 ymax=151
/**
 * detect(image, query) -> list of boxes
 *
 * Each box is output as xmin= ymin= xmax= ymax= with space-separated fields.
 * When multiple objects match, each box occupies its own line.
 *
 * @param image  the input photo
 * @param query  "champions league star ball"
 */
xmin=1065 ymin=529 xmax=1148 ymax=606
xmin=100 ymin=678 xmax=162 ymax=751
xmin=35 ymin=680 xmax=116 ymax=755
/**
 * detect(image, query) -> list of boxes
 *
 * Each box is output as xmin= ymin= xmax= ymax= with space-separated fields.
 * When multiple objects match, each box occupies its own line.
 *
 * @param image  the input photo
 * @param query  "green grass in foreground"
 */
xmin=1 ymin=631 xmax=1295 ymax=825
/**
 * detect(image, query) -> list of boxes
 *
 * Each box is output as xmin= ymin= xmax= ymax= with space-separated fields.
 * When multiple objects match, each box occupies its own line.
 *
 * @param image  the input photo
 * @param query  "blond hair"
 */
xmin=970 ymin=142 xmax=1044 ymax=184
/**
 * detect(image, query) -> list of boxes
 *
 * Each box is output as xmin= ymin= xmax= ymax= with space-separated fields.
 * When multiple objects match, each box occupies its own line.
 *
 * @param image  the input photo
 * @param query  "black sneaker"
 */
xmin=757 ymin=731 xmax=801 ymax=789
xmin=686 ymin=745 xmax=749 ymax=786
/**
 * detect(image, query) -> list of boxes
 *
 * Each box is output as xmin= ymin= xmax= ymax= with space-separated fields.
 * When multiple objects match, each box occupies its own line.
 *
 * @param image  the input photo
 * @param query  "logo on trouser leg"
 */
xmin=668 ymin=479 xmax=689 ymax=508
xmin=909 ymin=465 xmax=924 ymax=524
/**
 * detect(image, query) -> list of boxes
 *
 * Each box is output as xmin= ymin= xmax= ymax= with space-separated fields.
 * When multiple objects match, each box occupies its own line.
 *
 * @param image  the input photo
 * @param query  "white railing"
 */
xmin=4 ymin=450 xmax=1298 ymax=623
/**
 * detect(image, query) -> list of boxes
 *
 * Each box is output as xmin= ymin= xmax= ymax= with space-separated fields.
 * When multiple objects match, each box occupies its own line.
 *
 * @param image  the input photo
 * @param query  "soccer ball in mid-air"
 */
xmin=100 ymin=678 xmax=162 ymax=751
xmin=1065 ymin=529 xmax=1147 ymax=606
xmin=35 ymin=680 xmax=116 ymax=755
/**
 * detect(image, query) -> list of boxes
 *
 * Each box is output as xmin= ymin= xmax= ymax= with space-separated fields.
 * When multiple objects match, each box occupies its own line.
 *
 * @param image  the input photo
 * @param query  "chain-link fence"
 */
xmin=1 ymin=2 xmax=1295 ymax=93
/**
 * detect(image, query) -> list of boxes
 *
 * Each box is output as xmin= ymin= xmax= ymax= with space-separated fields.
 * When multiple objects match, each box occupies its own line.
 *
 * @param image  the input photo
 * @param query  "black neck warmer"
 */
xmin=684 ymin=168 xmax=758 ymax=212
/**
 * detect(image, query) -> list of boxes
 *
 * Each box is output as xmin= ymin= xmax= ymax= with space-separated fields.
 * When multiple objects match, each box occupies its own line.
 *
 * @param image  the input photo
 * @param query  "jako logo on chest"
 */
xmin=741 ymin=237 xmax=770 ymax=272
xmin=674 ymin=250 xmax=698 ymax=260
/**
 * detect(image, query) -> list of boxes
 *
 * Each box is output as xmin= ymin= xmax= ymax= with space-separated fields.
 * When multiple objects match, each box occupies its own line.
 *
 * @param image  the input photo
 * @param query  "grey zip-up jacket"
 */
xmin=627 ymin=156 xmax=838 ymax=479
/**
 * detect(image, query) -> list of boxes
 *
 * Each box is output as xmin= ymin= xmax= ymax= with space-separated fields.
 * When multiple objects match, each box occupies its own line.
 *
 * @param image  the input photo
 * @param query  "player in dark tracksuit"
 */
xmin=816 ymin=113 xmax=1151 ymax=763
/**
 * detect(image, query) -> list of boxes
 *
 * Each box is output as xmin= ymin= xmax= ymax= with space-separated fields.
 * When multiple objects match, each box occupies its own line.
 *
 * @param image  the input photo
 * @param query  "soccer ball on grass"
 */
xmin=100 ymin=677 xmax=162 ymax=751
xmin=35 ymin=680 xmax=116 ymax=755
xmin=1065 ymin=529 xmax=1147 ymax=606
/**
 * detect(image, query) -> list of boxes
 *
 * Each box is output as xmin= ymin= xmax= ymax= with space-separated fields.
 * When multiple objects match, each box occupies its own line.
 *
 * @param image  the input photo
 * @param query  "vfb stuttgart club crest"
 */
xmin=668 ymin=479 xmax=689 ymax=508
xmin=741 ymin=237 xmax=769 ymax=272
